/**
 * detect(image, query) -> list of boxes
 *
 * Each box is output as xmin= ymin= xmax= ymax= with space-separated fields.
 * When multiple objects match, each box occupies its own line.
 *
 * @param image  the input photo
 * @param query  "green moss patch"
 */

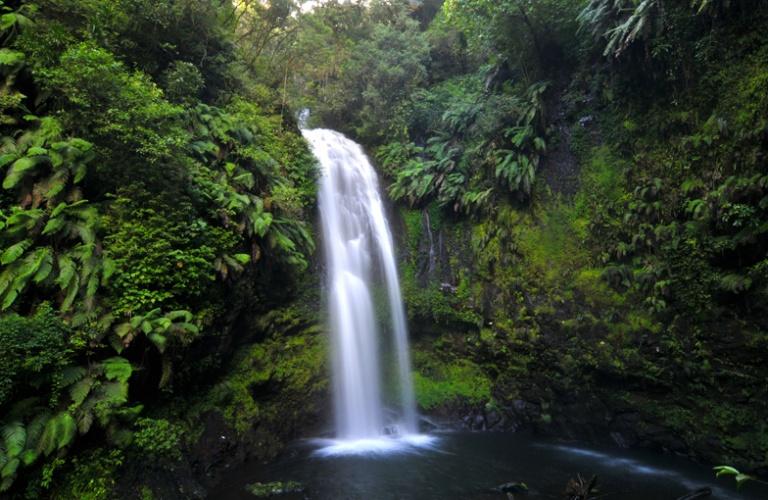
xmin=413 ymin=352 xmax=492 ymax=411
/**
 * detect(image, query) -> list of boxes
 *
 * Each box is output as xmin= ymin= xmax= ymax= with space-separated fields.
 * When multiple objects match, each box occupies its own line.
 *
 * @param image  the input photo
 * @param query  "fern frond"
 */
xmin=60 ymin=366 xmax=87 ymax=387
xmin=1 ymin=422 xmax=25 ymax=458
xmin=102 ymin=357 xmax=132 ymax=384
xmin=0 ymin=239 xmax=31 ymax=265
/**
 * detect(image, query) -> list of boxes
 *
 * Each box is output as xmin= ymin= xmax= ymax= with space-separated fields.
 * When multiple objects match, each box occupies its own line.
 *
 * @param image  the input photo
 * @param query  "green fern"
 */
xmin=0 ymin=238 xmax=30 ymax=264
xmin=39 ymin=412 xmax=75 ymax=456
xmin=102 ymin=357 xmax=132 ymax=384
xmin=578 ymin=0 xmax=659 ymax=58
xmin=1 ymin=422 xmax=25 ymax=458
xmin=113 ymin=309 xmax=199 ymax=354
xmin=69 ymin=376 xmax=94 ymax=408
xmin=0 ymin=121 xmax=94 ymax=207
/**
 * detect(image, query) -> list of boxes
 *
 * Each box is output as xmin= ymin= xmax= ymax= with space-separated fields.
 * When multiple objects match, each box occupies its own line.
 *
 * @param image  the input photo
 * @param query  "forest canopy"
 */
xmin=1 ymin=0 xmax=767 ymax=497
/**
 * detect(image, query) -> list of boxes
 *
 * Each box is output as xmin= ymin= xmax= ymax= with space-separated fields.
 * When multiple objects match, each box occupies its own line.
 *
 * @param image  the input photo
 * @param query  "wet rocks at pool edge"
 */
xmin=246 ymin=481 xmax=305 ymax=497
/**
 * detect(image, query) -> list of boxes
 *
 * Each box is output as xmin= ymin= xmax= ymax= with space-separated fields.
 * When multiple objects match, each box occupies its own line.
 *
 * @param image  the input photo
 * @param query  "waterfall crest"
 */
xmin=302 ymin=126 xmax=423 ymax=449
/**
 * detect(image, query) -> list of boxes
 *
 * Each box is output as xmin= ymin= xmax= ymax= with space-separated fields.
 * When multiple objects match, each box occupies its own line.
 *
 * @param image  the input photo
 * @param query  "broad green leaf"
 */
xmin=77 ymin=410 xmax=94 ymax=435
xmin=20 ymin=450 xmax=37 ymax=466
xmin=85 ymin=272 xmax=99 ymax=298
xmin=714 ymin=465 xmax=740 ymax=477
xmin=101 ymin=257 xmax=116 ymax=282
xmin=39 ymin=412 xmax=75 ymax=455
xmin=2 ymin=289 xmax=18 ymax=310
xmin=253 ymin=212 xmax=273 ymax=237
xmin=129 ymin=315 xmax=143 ymax=329
xmin=98 ymin=381 xmax=128 ymax=406
xmin=166 ymin=310 xmax=192 ymax=322
xmin=73 ymin=163 xmax=87 ymax=184
xmin=176 ymin=322 xmax=199 ymax=335
xmin=60 ymin=272 xmax=80 ymax=311
xmin=56 ymin=413 xmax=76 ymax=449
xmin=49 ymin=202 xmax=68 ymax=218
xmin=0 ymin=13 xmax=18 ymax=31
xmin=140 ymin=320 xmax=153 ymax=335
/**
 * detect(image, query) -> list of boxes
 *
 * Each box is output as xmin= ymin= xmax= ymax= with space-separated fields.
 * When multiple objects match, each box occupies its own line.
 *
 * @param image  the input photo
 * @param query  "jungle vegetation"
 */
xmin=0 ymin=0 xmax=767 ymax=497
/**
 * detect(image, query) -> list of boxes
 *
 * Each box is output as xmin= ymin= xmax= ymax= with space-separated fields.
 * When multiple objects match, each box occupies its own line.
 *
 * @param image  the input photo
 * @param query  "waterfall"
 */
xmin=302 ymin=126 xmax=425 ymax=451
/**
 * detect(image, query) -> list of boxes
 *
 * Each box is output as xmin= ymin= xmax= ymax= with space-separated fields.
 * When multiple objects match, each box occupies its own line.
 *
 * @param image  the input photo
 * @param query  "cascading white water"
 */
xmin=302 ymin=125 xmax=427 ymax=452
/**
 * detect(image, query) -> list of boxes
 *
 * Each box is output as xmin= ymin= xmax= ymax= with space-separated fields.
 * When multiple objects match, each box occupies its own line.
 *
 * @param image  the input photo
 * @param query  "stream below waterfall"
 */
xmin=210 ymin=431 xmax=767 ymax=499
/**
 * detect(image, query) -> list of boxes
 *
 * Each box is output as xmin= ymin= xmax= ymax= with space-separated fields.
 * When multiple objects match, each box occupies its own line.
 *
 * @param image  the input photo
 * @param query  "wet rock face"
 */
xmin=493 ymin=481 xmax=529 ymax=494
xmin=115 ymin=411 xmax=281 ymax=499
xmin=425 ymin=387 xmax=752 ymax=474
xmin=485 ymin=409 xmax=503 ymax=429
xmin=190 ymin=411 xmax=245 ymax=485
xmin=389 ymin=98 xmax=768 ymax=472
xmin=115 ymin=304 xmax=330 ymax=499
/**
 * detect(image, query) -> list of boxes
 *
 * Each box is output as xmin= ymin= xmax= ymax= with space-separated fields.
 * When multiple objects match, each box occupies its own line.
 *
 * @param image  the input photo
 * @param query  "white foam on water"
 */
xmin=539 ymin=444 xmax=739 ymax=500
xmin=310 ymin=434 xmax=439 ymax=458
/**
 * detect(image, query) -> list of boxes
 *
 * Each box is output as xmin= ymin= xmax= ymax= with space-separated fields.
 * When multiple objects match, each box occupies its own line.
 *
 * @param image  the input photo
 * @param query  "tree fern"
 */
xmin=38 ymin=411 xmax=75 ymax=456
xmin=0 ymin=248 xmax=53 ymax=310
xmin=113 ymin=309 xmax=198 ymax=354
xmin=0 ymin=238 xmax=30 ymax=264
xmin=59 ymin=366 xmax=85 ymax=388
xmin=0 ymin=123 xmax=94 ymax=207
xmin=1 ymin=422 xmax=25 ymax=458
xmin=102 ymin=357 xmax=132 ymax=384
xmin=68 ymin=377 xmax=94 ymax=408
xmin=0 ymin=198 xmax=107 ymax=312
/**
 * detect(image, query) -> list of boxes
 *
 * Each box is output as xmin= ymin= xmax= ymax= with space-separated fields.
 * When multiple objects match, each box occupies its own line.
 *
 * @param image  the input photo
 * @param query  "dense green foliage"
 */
xmin=2 ymin=0 xmax=768 ymax=496
xmin=354 ymin=0 xmax=768 ymax=478
xmin=0 ymin=0 xmax=317 ymax=496
xmin=271 ymin=0 xmax=768 ymax=480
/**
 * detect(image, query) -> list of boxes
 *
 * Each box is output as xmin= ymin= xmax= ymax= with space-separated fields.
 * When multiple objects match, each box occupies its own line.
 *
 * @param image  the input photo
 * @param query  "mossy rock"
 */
xmin=246 ymin=481 xmax=304 ymax=497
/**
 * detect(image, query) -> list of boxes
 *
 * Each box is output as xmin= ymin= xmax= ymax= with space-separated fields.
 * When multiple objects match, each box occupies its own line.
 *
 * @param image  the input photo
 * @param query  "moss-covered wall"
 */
xmin=395 ymin=62 xmax=768 ymax=472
